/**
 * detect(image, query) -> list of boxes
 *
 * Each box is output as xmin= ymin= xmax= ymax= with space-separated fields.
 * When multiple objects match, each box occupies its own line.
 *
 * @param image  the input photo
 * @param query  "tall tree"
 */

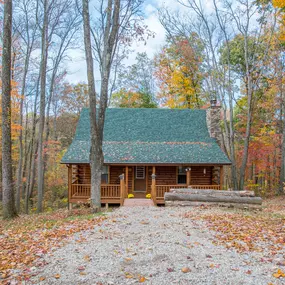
xmin=111 ymin=52 xmax=157 ymax=108
xmin=37 ymin=0 xmax=49 ymax=213
xmin=273 ymin=0 xmax=285 ymax=194
xmin=13 ymin=0 xmax=39 ymax=212
xmin=2 ymin=0 xmax=17 ymax=218
xmin=82 ymin=0 xmax=147 ymax=211
xmin=154 ymin=36 xmax=205 ymax=109
xmin=82 ymin=0 xmax=121 ymax=211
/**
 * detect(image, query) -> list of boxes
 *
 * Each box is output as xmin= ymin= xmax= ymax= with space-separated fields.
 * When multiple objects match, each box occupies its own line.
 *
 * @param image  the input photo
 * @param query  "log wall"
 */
xmin=71 ymin=165 xmax=216 ymax=189
xmin=109 ymin=166 xmax=124 ymax=185
xmin=77 ymin=164 xmax=91 ymax=184
xmin=190 ymin=166 xmax=213 ymax=185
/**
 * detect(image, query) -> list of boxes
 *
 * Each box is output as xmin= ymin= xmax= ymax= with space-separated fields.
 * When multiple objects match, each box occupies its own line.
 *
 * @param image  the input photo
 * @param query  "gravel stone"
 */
xmin=28 ymin=206 xmax=285 ymax=285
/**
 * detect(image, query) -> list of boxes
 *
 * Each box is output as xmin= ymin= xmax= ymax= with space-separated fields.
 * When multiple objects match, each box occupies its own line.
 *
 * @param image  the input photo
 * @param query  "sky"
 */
xmin=65 ymin=0 xmax=184 ymax=83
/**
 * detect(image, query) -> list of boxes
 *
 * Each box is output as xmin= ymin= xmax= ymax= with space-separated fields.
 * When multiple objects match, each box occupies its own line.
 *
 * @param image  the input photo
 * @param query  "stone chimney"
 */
xmin=206 ymin=99 xmax=222 ymax=147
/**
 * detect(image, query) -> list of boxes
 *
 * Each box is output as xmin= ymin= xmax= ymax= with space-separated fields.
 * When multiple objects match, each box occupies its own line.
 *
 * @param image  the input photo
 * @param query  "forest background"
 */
xmin=0 ymin=0 xmax=285 ymax=215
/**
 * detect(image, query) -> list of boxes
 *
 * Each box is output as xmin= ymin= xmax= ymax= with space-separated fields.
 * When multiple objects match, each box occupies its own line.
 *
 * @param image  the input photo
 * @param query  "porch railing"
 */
xmin=70 ymin=183 xmax=123 ymax=202
xmin=155 ymin=184 xmax=221 ymax=202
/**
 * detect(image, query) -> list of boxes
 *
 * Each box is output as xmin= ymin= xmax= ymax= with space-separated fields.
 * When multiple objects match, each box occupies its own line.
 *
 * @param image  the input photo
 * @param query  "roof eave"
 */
xmin=61 ymin=161 xmax=232 ymax=165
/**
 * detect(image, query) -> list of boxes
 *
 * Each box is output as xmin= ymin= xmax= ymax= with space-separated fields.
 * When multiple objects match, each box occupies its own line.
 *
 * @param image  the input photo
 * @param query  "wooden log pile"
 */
xmin=165 ymin=189 xmax=262 ymax=209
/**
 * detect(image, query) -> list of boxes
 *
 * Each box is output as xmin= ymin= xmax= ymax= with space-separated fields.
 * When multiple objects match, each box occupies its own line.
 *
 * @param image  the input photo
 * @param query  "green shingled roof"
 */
xmin=61 ymin=108 xmax=231 ymax=165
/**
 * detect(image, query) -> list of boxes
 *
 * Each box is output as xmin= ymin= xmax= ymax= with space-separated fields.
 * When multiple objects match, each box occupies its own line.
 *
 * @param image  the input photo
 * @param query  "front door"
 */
xmin=134 ymin=166 xmax=146 ymax=192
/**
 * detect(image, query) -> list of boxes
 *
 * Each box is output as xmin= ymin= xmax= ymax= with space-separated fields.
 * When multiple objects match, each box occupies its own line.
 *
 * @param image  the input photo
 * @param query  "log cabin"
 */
xmin=61 ymin=102 xmax=231 ymax=206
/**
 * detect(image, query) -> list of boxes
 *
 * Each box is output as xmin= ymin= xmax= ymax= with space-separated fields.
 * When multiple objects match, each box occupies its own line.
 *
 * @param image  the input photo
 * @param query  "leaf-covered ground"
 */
xmin=0 ymin=209 xmax=107 ymax=284
xmin=1 ymin=198 xmax=285 ymax=284
xmin=184 ymin=197 xmax=285 ymax=254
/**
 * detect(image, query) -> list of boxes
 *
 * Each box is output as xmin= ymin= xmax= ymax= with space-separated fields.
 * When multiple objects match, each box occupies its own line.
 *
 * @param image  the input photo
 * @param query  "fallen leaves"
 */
xmin=138 ymin=275 xmax=146 ymax=282
xmin=84 ymin=255 xmax=91 ymax=262
xmin=0 ymin=209 xmax=107 ymax=283
xmin=184 ymin=210 xmax=285 ymax=254
xmin=77 ymin=266 xmax=85 ymax=271
xmin=183 ymin=202 xmax=285 ymax=281
xmin=273 ymin=269 xmax=285 ymax=278
xmin=54 ymin=274 xmax=61 ymax=279
xmin=181 ymin=267 xmax=191 ymax=273
xmin=125 ymin=273 xmax=133 ymax=279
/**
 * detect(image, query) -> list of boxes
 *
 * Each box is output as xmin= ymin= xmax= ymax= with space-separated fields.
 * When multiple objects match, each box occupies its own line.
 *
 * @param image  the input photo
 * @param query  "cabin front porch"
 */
xmin=67 ymin=164 xmax=224 ymax=206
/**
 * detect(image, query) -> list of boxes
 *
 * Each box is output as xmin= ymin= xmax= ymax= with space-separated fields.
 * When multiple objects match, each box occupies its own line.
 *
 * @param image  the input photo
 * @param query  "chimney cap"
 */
xmin=210 ymin=98 xmax=217 ymax=107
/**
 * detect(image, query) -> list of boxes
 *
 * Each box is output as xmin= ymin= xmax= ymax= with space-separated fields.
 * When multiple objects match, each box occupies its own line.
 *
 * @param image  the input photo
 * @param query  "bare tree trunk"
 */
xmin=239 ymin=77 xmax=254 ymax=190
xmin=25 ymin=76 xmax=40 ymax=213
xmin=82 ymin=0 xmax=101 ymax=211
xmin=22 ymin=105 xmax=29 ymax=199
xmin=2 ymin=0 xmax=17 ymax=219
xmin=279 ymin=70 xmax=285 ymax=195
xmin=15 ymin=49 xmax=31 ymax=212
xmin=82 ymin=0 xmax=121 ymax=212
xmin=279 ymin=110 xmax=285 ymax=194
xmin=37 ymin=0 xmax=49 ymax=213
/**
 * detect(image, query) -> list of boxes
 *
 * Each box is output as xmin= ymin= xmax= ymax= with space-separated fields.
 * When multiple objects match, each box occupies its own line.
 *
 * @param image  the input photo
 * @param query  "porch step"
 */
xmin=123 ymin=198 xmax=154 ymax=207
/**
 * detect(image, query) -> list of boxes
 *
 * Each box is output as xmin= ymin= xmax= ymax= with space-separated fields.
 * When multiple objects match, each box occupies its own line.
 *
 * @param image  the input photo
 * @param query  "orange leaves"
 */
xmin=273 ymin=269 xmax=285 ymax=278
xmin=181 ymin=267 xmax=191 ymax=273
xmin=138 ymin=275 xmax=146 ymax=282
xmin=0 ymin=209 xmax=106 ymax=283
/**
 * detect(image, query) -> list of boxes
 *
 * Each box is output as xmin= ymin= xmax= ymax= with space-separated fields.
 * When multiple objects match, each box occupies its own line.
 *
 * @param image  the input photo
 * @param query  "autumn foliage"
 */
xmin=154 ymin=36 xmax=205 ymax=109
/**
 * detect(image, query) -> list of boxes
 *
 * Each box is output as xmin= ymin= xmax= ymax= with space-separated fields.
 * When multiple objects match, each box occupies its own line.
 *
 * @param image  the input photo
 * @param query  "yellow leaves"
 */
xmin=209 ymin=263 xmax=215 ymax=268
xmin=154 ymin=40 xmax=204 ymax=109
xmin=39 ymin=276 xmax=46 ymax=281
xmin=273 ymin=269 xmax=285 ymax=278
xmin=124 ymin=272 xmax=146 ymax=282
xmin=54 ymin=274 xmax=61 ymax=279
xmin=125 ymin=273 xmax=133 ymax=279
xmin=273 ymin=0 xmax=285 ymax=8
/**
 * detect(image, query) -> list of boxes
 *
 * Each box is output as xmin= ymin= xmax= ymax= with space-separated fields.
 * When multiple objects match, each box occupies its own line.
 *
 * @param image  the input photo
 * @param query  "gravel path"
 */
xmin=30 ymin=206 xmax=284 ymax=285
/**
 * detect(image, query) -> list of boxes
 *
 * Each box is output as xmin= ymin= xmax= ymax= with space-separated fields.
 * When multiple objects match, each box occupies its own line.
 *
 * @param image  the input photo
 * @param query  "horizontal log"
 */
xmin=169 ymin=189 xmax=255 ymax=197
xmin=165 ymin=200 xmax=262 ymax=209
xmin=164 ymin=192 xmax=262 ymax=205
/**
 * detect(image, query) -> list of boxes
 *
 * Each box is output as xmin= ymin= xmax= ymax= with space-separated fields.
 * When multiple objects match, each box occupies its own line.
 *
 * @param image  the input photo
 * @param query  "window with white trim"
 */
xmin=101 ymin=166 xmax=109 ymax=184
xmin=178 ymin=166 xmax=187 ymax=184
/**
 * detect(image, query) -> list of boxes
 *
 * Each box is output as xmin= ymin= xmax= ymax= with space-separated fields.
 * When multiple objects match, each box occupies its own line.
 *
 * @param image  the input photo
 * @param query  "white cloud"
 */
xmin=65 ymin=0 xmax=212 ymax=83
xmin=124 ymin=7 xmax=166 ymax=66
xmin=65 ymin=49 xmax=87 ymax=83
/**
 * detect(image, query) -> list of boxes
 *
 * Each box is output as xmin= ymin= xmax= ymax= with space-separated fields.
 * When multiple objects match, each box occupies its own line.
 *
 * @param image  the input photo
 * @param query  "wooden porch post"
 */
xmin=151 ymin=166 xmax=156 ymax=205
xmin=186 ymin=167 xmax=191 ymax=187
xmin=119 ymin=174 xmax=125 ymax=205
xmin=220 ymin=166 xmax=224 ymax=190
xmin=125 ymin=166 xmax=128 ymax=198
xmin=68 ymin=165 xmax=72 ymax=210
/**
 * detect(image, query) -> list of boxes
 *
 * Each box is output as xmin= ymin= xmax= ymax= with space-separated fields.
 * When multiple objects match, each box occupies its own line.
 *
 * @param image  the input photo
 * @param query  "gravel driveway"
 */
xmin=30 ymin=206 xmax=284 ymax=285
